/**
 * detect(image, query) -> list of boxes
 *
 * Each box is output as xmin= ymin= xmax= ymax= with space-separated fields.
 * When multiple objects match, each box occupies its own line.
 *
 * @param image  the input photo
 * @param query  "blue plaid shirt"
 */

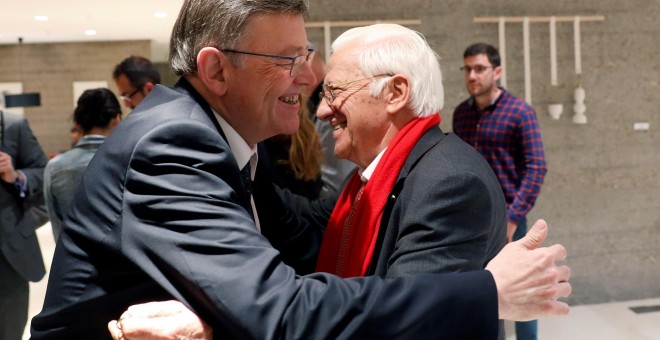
xmin=452 ymin=88 xmax=547 ymax=223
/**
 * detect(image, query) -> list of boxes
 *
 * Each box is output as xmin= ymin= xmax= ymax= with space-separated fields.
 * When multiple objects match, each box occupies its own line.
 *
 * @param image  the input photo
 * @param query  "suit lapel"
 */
xmin=366 ymin=125 xmax=446 ymax=275
xmin=173 ymin=78 xmax=253 ymax=217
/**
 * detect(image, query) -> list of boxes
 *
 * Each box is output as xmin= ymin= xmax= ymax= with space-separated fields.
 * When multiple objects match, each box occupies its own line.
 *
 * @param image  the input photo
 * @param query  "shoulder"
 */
xmin=412 ymin=132 xmax=494 ymax=177
xmin=1 ymin=111 xmax=28 ymax=128
xmin=46 ymin=148 xmax=91 ymax=174
xmin=500 ymin=90 xmax=535 ymax=113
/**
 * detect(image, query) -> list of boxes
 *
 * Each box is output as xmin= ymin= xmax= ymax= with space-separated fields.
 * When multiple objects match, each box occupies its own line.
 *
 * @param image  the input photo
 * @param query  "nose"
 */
xmin=315 ymin=93 xmax=333 ymax=122
xmin=295 ymin=60 xmax=317 ymax=87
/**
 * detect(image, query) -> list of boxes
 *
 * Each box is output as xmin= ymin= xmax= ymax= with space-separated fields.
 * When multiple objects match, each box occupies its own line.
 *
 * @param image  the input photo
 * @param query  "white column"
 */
xmin=523 ymin=16 xmax=532 ymax=104
xmin=323 ymin=21 xmax=332 ymax=63
xmin=550 ymin=16 xmax=558 ymax=86
xmin=498 ymin=16 xmax=507 ymax=88
xmin=574 ymin=16 xmax=582 ymax=75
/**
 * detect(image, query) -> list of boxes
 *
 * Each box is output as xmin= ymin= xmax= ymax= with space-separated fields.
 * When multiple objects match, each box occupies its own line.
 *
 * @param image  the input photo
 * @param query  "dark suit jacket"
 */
xmin=367 ymin=128 xmax=507 ymax=277
xmin=31 ymin=79 xmax=499 ymax=339
xmin=0 ymin=111 xmax=48 ymax=283
xmin=260 ymin=125 xmax=507 ymax=338
xmin=263 ymin=127 xmax=506 ymax=276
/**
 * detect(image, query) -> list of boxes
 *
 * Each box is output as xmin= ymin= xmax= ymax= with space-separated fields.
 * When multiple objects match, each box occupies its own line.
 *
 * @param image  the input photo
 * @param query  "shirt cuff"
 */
xmin=15 ymin=170 xmax=27 ymax=198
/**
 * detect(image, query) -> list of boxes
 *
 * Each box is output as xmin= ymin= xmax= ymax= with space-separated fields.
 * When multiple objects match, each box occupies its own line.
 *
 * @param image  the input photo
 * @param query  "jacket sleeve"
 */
xmin=121 ymin=119 xmax=499 ymax=340
xmin=13 ymin=116 xmax=49 ymax=198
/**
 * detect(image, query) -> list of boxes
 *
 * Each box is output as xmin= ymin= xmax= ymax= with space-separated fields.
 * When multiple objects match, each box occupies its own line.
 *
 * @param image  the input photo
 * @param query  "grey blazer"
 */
xmin=263 ymin=126 xmax=507 ymax=278
xmin=0 ymin=111 xmax=48 ymax=282
xmin=368 ymin=128 xmax=507 ymax=277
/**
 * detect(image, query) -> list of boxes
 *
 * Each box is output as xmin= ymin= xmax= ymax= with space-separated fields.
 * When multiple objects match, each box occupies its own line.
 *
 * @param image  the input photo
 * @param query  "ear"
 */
xmin=142 ymin=82 xmax=155 ymax=95
xmin=384 ymin=74 xmax=410 ymax=115
xmin=196 ymin=47 xmax=229 ymax=96
xmin=110 ymin=115 xmax=121 ymax=128
xmin=493 ymin=65 xmax=503 ymax=82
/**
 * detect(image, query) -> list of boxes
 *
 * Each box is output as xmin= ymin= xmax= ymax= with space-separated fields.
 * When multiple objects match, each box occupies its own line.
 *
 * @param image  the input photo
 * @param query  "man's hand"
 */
xmin=486 ymin=219 xmax=572 ymax=321
xmin=108 ymin=300 xmax=212 ymax=340
xmin=0 ymin=151 xmax=18 ymax=183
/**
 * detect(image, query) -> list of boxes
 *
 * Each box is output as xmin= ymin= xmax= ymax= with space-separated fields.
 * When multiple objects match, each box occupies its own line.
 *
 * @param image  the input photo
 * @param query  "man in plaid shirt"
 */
xmin=452 ymin=42 xmax=547 ymax=340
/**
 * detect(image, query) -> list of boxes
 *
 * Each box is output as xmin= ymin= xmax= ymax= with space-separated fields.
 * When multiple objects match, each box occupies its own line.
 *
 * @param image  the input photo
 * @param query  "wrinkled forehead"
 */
xmin=326 ymin=44 xmax=363 ymax=81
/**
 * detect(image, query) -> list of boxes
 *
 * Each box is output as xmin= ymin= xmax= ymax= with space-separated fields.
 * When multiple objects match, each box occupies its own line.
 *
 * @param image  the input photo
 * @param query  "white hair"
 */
xmin=331 ymin=24 xmax=444 ymax=117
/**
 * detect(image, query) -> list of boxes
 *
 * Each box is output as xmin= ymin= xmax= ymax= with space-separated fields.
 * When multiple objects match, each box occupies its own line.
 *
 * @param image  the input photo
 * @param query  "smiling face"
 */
xmin=316 ymin=43 xmax=392 ymax=168
xmin=219 ymin=13 xmax=315 ymax=146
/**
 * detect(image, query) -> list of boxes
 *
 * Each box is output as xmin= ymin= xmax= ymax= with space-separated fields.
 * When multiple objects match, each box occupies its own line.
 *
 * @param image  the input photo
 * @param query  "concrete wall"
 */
xmin=309 ymin=0 xmax=659 ymax=305
xmin=0 ymin=40 xmax=177 ymax=155
xmin=0 ymin=0 xmax=657 ymax=305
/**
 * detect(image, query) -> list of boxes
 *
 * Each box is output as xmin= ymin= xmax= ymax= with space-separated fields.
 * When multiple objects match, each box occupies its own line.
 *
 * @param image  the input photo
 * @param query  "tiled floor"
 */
xmin=25 ymin=223 xmax=660 ymax=339
xmin=505 ymin=298 xmax=660 ymax=339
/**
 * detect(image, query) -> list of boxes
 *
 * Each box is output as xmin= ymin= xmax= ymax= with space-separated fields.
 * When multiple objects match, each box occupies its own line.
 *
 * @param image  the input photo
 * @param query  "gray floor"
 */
xmin=25 ymin=223 xmax=660 ymax=339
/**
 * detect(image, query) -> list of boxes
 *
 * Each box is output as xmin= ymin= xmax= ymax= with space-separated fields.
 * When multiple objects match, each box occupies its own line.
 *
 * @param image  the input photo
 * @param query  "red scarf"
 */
xmin=316 ymin=114 xmax=441 ymax=277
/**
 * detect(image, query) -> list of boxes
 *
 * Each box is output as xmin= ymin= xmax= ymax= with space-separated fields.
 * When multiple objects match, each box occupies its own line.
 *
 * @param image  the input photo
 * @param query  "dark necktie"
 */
xmin=240 ymin=162 xmax=255 ymax=220
xmin=240 ymin=162 xmax=252 ymax=196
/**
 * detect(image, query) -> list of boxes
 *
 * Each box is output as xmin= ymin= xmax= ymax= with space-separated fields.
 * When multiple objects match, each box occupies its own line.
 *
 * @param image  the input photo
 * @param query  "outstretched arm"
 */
xmin=109 ymin=220 xmax=570 ymax=339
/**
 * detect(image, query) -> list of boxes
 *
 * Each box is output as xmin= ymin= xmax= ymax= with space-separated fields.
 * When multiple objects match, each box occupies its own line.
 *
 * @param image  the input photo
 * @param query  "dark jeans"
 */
xmin=0 ymin=252 xmax=29 ymax=340
xmin=512 ymin=217 xmax=538 ymax=340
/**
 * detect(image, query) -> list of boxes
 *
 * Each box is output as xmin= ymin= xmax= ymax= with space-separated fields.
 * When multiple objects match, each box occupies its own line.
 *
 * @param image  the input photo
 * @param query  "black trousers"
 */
xmin=0 ymin=252 xmax=29 ymax=340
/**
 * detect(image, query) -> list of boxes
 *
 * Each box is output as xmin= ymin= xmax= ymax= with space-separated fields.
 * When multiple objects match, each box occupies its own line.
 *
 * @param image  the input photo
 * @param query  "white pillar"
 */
xmin=523 ymin=17 xmax=532 ymax=104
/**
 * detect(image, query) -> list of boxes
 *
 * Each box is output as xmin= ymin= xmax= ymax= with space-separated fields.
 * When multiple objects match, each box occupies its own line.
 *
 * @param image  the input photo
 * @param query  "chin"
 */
xmin=278 ymin=119 xmax=300 ymax=135
xmin=333 ymin=145 xmax=351 ymax=161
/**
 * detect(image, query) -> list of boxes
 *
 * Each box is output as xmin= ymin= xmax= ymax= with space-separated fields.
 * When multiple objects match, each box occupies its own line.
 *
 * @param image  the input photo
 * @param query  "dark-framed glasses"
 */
xmin=121 ymin=88 xmax=142 ymax=103
xmin=320 ymin=74 xmax=392 ymax=105
xmin=460 ymin=65 xmax=492 ymax=75
xmin=221 ymin=48 xmax=315 ymax=77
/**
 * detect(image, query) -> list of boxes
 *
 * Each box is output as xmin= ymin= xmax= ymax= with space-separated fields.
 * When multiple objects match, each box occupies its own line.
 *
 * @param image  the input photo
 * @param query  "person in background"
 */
xmin=113 ymin=56 xmax=161 ymax=109
xmin=452 ymin=42 xmax=548 ymax=340
xmin=44 ymin=88 xmax=121 ymax=240
xmin=30 ymin=1 xmax=569 ymax=338
xmin=69 ymin=126 xmax=82 ymax=149
xmin=0 ymin=110 xmax=48 ymax=340
xmin=261 ymin=94 xmax=324 ymax=199
xmin=305 ymin=42 xmax=356 ymax=198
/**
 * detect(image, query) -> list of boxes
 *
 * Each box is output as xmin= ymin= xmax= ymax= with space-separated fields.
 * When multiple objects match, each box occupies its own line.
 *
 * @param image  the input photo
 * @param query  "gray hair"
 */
xmin=169 ymin=0 xmax=309 ymax=76
xmin=332 ymin=24 xmax=444 ymax=117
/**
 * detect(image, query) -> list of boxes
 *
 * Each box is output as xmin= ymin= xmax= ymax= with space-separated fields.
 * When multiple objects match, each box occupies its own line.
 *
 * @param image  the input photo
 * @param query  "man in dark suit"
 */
xmin=314 ymin=23 xmax=506 ymax=279
xmin=32 ymin=1 xmax=571 ymax=339
xmin=0 ymin=110 xmax=48 ymax=340
xmin=261 ymin=23 xmax=508 ymax=282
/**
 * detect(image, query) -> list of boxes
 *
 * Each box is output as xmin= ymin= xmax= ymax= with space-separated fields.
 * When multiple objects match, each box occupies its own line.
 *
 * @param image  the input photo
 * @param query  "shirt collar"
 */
xmin=74 ymin=134 xmax=107 ymax=147
xmin=359 ymin=148 xmax=387 ymax=182
xmin=211 ymin=109 xmax=258 ymax=178
xmin=469 ymin=87 xmax=505 ymax=111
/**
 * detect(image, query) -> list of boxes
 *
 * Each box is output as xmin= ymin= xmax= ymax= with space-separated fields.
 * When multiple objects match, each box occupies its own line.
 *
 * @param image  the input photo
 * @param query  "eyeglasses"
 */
xmin=320 ymin=74 xmax=392 ymax=105
xmin=121 ymin=88 xmax=142 ymax=103
xmin=221 ymin=48 xmax=315 ymax=77
xmin=460 ymin=65 xmax=492 ymax=75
